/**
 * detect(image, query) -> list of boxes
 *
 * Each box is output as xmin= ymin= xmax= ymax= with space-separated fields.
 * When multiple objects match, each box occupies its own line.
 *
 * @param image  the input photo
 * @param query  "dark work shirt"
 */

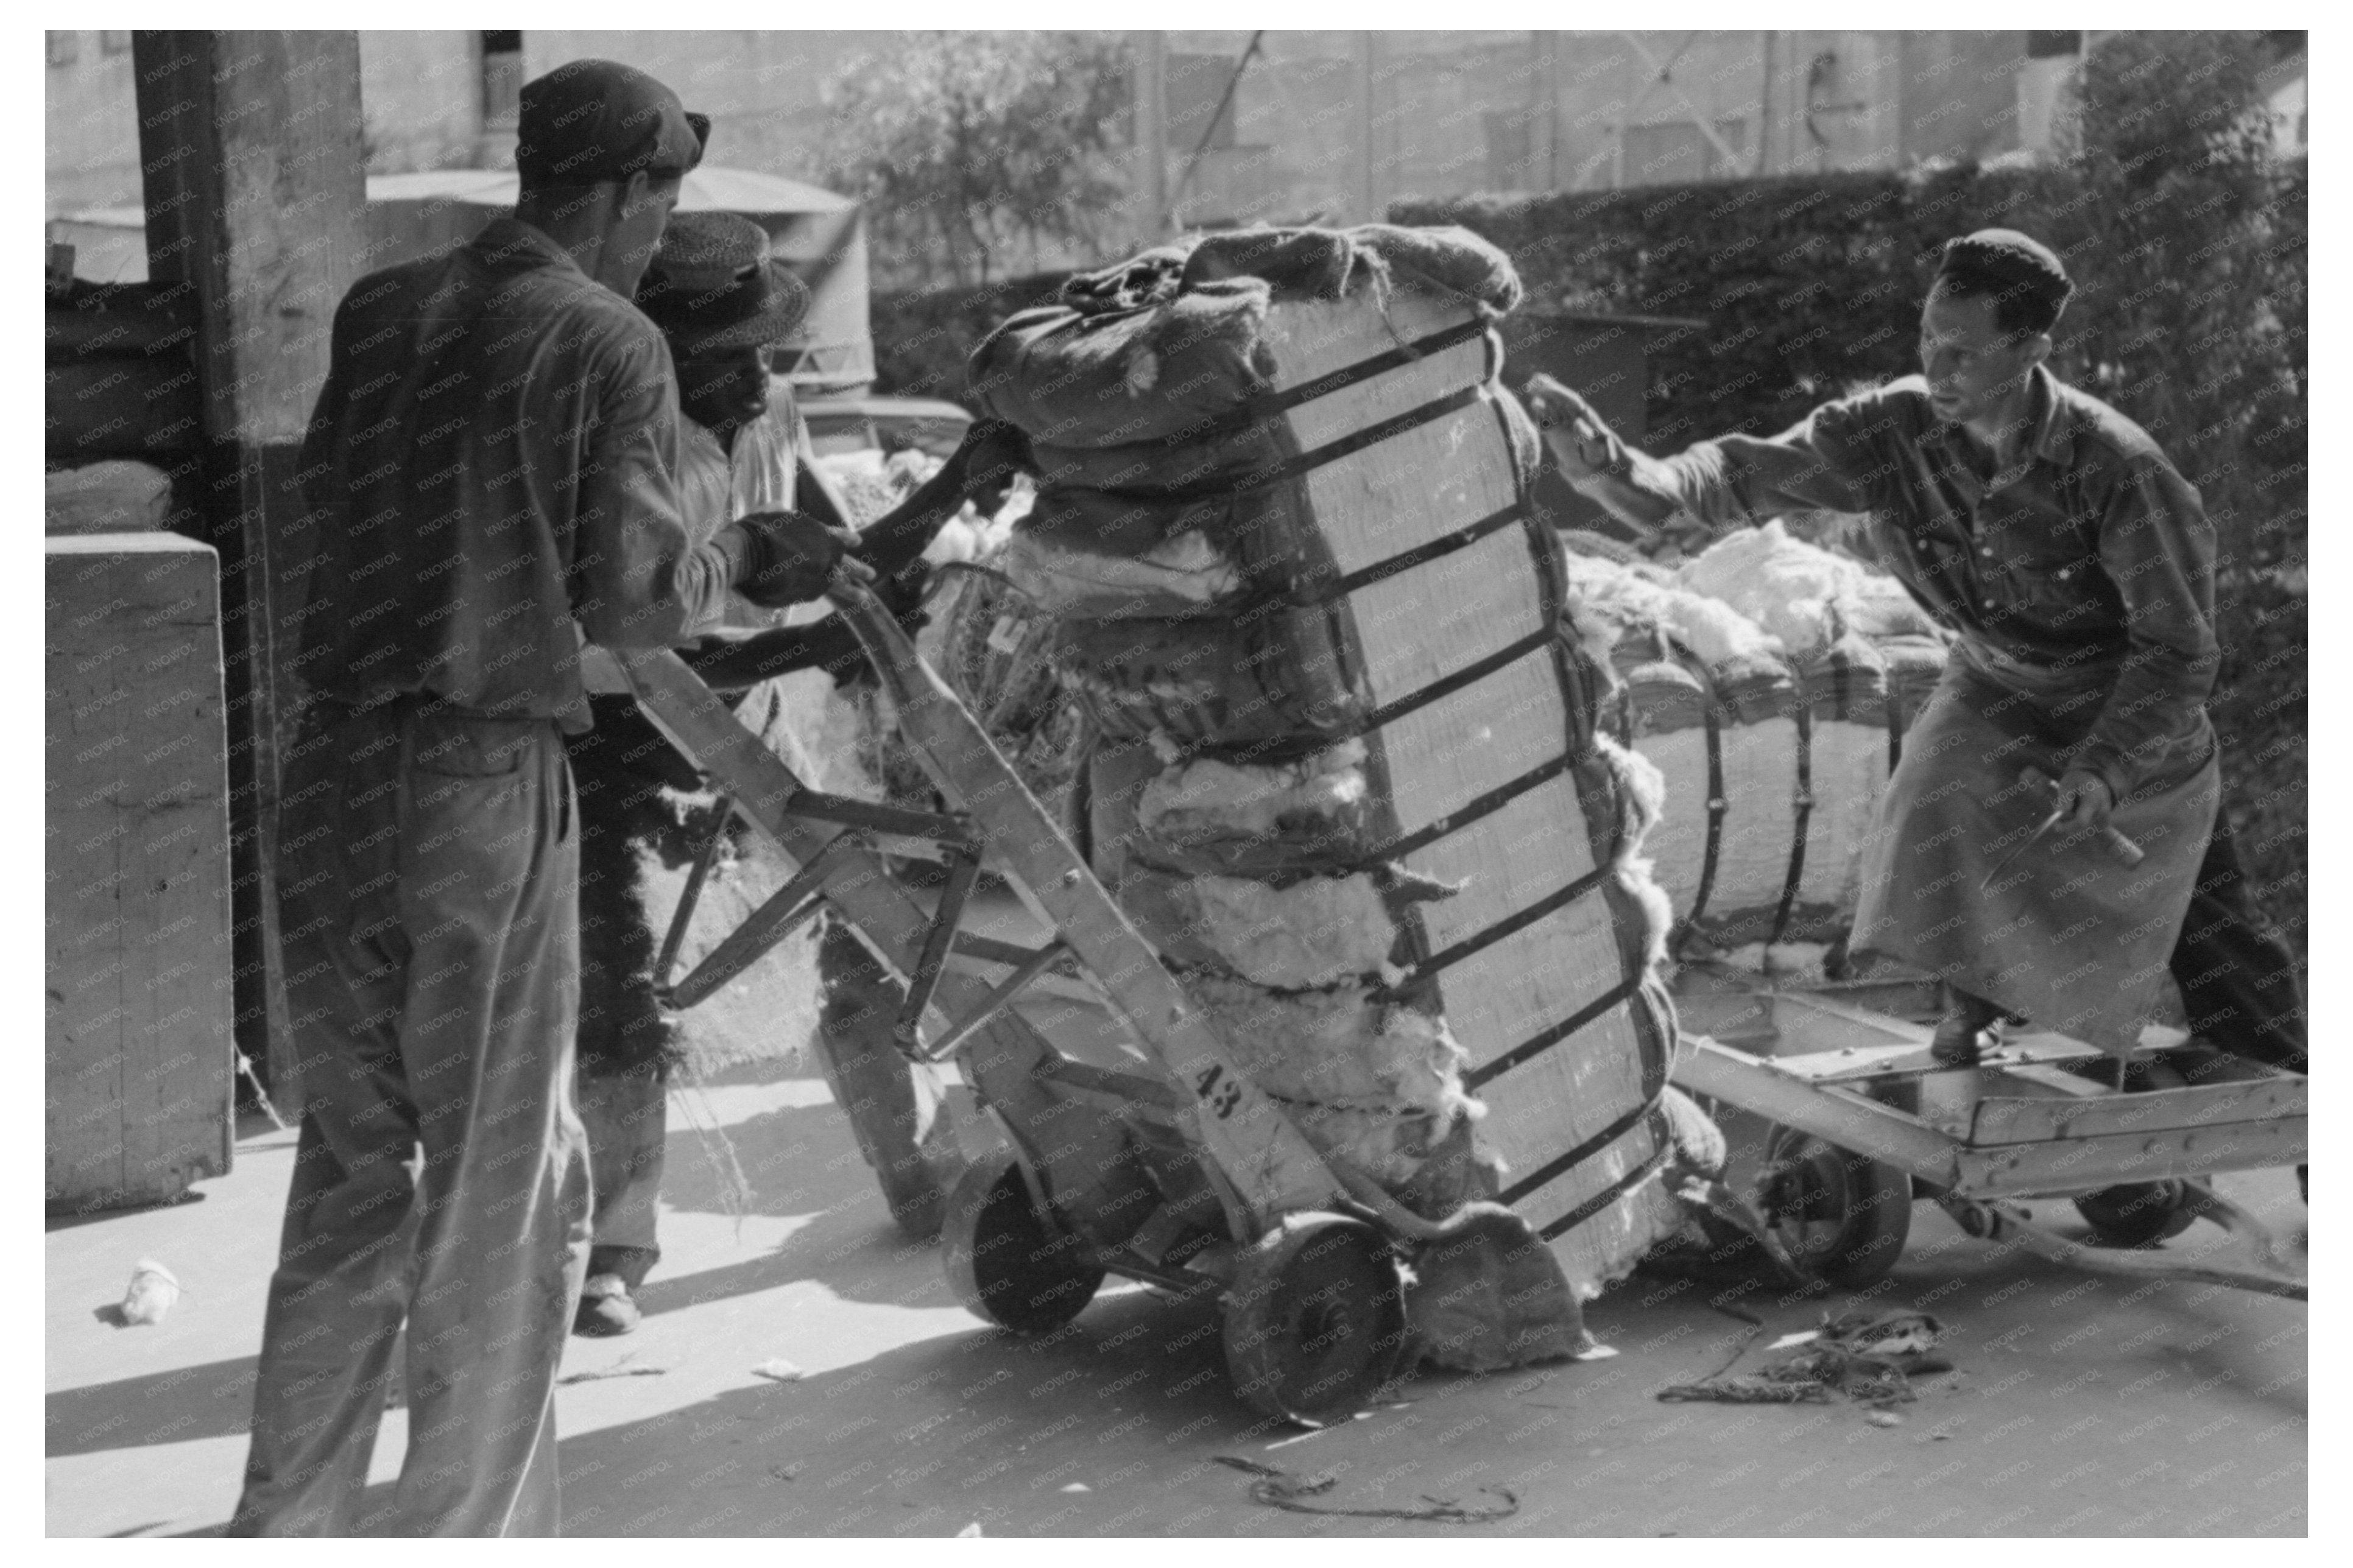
xmin=1654 ymin=368 xmax=2220 ymax=795
xmin=294 ymin=217 xmax=739 ymax=730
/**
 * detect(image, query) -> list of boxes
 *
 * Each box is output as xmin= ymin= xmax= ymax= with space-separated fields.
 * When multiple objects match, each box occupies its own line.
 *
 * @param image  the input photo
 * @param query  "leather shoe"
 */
xmin=1930 ymin=995 xmax=2004 ymax=1067
xmin=574 ymin=1273 xmax=642 ymax=1337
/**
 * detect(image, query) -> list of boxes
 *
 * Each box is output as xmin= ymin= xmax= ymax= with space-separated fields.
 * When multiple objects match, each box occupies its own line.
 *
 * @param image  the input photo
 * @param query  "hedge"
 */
xmin=871 ymin=269 xmax=1071 ymax=407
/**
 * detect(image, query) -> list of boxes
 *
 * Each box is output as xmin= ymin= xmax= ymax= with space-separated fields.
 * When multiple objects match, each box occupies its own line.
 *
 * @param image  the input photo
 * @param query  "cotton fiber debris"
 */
xmin=1564 ymin=522 xmax=1949 ymax=951
xmin=810 ymin=448 xmax=1029 ymax=566
xmin=1561 ymin=550 xmax=1785 ymax=669
xmin=1676 ymin=520 xmax=1939 ymax=659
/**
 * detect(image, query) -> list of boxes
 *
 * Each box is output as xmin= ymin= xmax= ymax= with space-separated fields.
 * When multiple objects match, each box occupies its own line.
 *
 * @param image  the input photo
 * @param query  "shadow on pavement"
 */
xmin=633 ymin=1099 xmax=964 ymax=1318
xmin=46 ymin=1352 xmax=260 ymax=1459
xmin=545 ymin=1284 xmax=1281 ymax=1537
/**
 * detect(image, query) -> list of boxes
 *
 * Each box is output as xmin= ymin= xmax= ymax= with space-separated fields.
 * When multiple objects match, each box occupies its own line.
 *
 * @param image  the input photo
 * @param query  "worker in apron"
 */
xmin=233 ymin=62 xmax=860 ymax=1537
xmin=1524 ymin=229 xmax=2302 ymax=1078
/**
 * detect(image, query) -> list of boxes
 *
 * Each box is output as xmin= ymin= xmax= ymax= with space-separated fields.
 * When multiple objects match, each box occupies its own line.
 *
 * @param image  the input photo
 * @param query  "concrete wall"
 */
xmin=44 ymin=30 xmax=143 ymax=213
xmin=48 ymin=30 xmax=489 ymax=216
xmin=357 ymin=32 xmax=481 ymax=174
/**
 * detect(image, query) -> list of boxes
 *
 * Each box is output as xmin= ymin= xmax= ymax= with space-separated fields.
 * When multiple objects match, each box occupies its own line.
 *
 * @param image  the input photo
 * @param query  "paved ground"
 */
xmin=48 ymin=1026 xmax=2307 ymax=1538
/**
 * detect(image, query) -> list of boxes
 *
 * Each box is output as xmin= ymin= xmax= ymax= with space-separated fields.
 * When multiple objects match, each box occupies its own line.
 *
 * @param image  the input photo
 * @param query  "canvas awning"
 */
xmin=55 ymin=164 xmax=875 ymax=392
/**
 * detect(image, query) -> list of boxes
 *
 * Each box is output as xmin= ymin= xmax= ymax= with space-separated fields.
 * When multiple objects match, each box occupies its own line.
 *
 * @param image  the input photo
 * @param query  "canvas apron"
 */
xmin=1850 ymin=636 xmax=2220 ymax=1056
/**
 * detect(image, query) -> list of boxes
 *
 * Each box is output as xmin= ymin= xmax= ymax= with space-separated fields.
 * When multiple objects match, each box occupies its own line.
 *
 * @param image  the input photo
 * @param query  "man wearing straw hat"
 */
xmin=568 ymin=212 xmax=1030 ymax=1335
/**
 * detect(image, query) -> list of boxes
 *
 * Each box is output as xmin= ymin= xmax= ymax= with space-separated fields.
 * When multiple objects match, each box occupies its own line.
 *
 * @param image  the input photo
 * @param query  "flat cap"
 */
xmin=1936 ymin=228 xmax=2073 ymax=328
xmin=515 ymin=59 xmax=708 ymax=185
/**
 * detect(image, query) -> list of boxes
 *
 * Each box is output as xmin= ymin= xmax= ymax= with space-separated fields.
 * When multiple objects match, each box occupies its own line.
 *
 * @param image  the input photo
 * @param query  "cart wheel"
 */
xmin=814 ymin=923 xmax=951 ymax=1241
xmin=2073 ymin=1181 xmax=2199 ymax=1247
xmin=942 ymin=1148 xmax=1104 ymax=1334
xmin=1222 ymin=1214 xmax=1407 ymax=1425
xmin=1757 ymin=1128 xmax=1913 ymax=1289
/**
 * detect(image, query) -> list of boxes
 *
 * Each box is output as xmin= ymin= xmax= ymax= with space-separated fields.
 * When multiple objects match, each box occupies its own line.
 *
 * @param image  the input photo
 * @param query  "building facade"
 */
xmin=48 ymin=30 xmax=2305 ymax=242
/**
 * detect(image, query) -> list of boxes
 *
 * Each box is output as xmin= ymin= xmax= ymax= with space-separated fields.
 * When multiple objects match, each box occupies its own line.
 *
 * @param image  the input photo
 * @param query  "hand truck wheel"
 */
xmin=942 ymin=1147 xmax=1104 ymax=1334
xmin=1757 ymin=1126 xmax=1913 ymax=1289
xmin=2072 ymin=1180 xmax=2199 ymax=1247
xmin=2055 ymin=1057 xmax=2200 ymax=1246
xmin=1222 ymin=1214 xmax=1407 ymax=1426
xmin=813 ymin=922 xmax=951 ymax=1241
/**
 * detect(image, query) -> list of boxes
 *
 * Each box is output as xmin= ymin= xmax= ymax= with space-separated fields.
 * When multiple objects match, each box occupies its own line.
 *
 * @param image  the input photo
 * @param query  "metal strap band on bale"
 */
xmin=1285 ymin=500 xmax=1528 ymax=610
xmin=1152 ymin=622 xmax=1557 ymax=770
xmin=1497 ymin=1057 xmax=1665 ymax=1206
xmin=1538 ymin=1108 xmax=1674 ymax=1242
xmin=1685 ymin=650 xmax=1731 ymax=931
xmin=1374 ymin=752 xmax=1577 ymax=863
xmin=1379 ymin=865 xmax=1613 ymax=1006
xmin=1766 ymin=704 xmax=1815 ymax=948
xmin=1465 ymin=973 xmax=1643 ymax=1092
xmin=1347 ymin=625 xmax=1556 ymax=742
xmin=1123 ymin=381 xmax=1486 ymax=505
xmin=1249 ymin=315 xmax=1490 ymax=419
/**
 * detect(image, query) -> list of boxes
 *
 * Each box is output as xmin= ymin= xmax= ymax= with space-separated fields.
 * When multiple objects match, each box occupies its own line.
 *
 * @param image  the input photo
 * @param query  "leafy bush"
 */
xmin=870 ymin=270 xmax=1071 ymax=406
xmin=820 ymin=32 xmax=1129 ymax=292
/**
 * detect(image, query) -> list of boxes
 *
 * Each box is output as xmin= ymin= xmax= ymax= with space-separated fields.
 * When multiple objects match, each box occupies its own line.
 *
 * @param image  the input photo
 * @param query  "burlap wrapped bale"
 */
xmin=971 ymin=226 xmax=1701 ymax=1348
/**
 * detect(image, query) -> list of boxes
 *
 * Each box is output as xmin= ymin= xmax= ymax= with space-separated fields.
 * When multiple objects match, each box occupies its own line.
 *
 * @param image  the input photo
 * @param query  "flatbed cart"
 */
xmin=1665 ymin=962 xmax=2307 ymax=1301
xmin=599 ymin=578 xmax=1533 ymax=1424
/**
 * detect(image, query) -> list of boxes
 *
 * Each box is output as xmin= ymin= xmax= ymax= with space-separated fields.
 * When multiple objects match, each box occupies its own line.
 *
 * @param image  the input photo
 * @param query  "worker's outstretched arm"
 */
xmin=851 ymin=420 xmax=1034 ymax=582
xmin=1522 ymin=374 xmax=1695 ymax=542
xmin=1522 ymin=373 xmax=1875 ymax=549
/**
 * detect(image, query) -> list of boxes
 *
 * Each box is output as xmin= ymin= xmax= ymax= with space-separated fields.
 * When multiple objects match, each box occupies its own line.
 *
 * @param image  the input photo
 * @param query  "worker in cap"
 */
xmin=1526 ymin=228 xmax=2302 ymax=1087
xmin=562 ymin=213 xmax=1031 ymax=1337
xmin=230 ymin=63 xmax=863 ymax=1537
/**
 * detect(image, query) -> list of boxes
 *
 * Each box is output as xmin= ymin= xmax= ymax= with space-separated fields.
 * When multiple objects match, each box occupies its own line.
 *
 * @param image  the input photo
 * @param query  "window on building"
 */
xmin=481 ymin=31 xmax=524 ymax=130
xmin=1624 ymin=116 xmax=1749 ymax=185
xmin=47 ymin=31 xmax=79 ymax=67
xmin=1166 ymin=52 xmax=1240 ymax=153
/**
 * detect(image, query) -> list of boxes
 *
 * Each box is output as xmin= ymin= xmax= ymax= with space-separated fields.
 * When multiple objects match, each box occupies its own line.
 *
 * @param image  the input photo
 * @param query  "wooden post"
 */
xmin=1135 ymin=31 xmax=1169 ymax=241
xmin=131 ymin=30 xmax=368 ymax=1104
xmin=1537 ymin=31 xmax=1561 ymax=191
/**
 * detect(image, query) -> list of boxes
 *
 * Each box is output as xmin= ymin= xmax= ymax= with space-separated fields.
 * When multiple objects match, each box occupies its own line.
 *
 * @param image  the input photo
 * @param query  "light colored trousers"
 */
xmin=230 ymin=701 xmax=591 ymax=1536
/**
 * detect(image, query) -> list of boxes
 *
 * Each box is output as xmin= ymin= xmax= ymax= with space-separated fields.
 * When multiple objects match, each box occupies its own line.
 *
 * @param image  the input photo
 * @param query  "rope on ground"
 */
xmin=670 ymin=1063 xmax=756 ymax=1242
xmin=1212 ymin=1457 xmax=1519 ymax=1524
xmin=1657 ymin=1310 xmax=1950 ymax=1407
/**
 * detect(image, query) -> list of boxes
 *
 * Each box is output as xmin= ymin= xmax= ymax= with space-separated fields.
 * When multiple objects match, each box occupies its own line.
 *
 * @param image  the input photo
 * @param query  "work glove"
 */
xmin=872 ymin=557 xmax=935 ymax=626
xmin=948 ymin=418 xmax=1035 ymax=517
xmin=2053 ymin=768 xmax=2115 ymax=837
xmin=1522 ymin=373 xmax=1628 ymax=488
xmin=727 ymin=510 xmax=869 ymax=608
xmin=1522 ymin=373 xmax=1712 ymax=558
